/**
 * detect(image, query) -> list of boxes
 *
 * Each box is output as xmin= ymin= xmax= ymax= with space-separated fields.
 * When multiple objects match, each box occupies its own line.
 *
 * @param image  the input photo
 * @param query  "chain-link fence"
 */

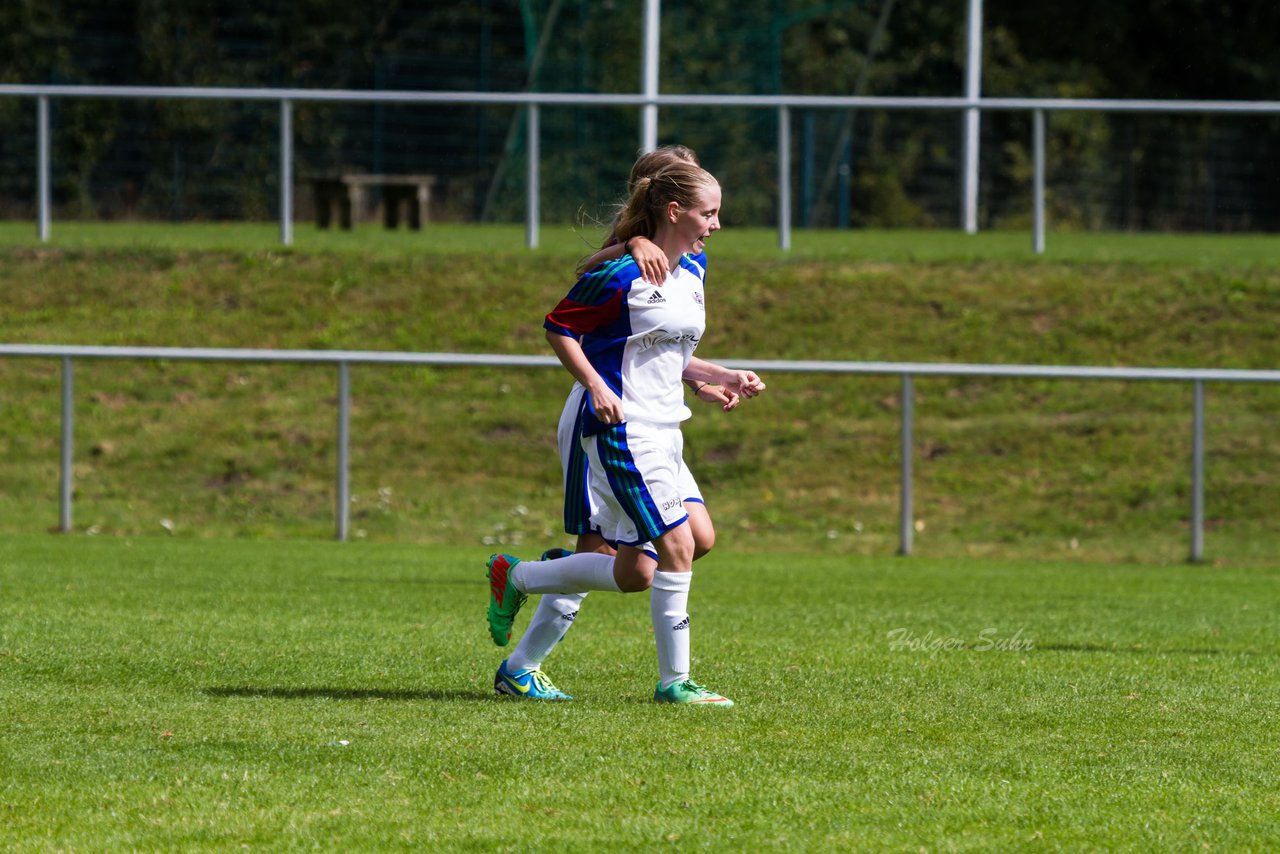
xmin=2 ymin=1 xmax=1278 ymax=232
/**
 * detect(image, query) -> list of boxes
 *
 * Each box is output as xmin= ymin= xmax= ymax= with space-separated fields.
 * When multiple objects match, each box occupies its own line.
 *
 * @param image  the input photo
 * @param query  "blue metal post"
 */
xmin=1033 ymin=109 xmax=1045 ymax=254
xmin=778 ymin=105 xmax=792 ymax=250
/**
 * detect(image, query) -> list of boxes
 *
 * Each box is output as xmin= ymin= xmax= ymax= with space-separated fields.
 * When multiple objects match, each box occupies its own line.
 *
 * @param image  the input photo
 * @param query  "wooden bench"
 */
xmin=311 ymin=174 xmax=436 ymax=230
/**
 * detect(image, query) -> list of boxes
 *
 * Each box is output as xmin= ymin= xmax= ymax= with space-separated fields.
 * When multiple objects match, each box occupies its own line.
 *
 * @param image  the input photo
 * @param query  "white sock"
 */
xmin=650 ymin=570 xmax=692 ymax=689
xmin=506 ymin=592 xmax=587 ymax=673
xmin=511 ymin=552 xmax=620 ymax=594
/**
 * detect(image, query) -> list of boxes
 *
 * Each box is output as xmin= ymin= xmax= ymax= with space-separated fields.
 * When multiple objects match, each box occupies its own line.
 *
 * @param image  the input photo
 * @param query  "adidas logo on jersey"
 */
xmin=647 ymin=291 xmax=667 ymax=304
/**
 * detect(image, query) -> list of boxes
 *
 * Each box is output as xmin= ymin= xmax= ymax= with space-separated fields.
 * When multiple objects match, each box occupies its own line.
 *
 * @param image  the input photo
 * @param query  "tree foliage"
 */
xmin=1 ymin=0 xmax=1277 ymax=229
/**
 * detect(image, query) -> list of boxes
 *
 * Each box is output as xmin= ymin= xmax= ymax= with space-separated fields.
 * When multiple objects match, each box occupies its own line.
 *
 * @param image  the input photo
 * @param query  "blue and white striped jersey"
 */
xmin=545 ymin=252 xmax=707 ymax=434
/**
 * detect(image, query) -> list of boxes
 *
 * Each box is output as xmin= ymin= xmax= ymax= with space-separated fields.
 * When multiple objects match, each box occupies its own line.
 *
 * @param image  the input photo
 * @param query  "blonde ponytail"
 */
xmin=613 ymin=163 xmax=718 ymax=247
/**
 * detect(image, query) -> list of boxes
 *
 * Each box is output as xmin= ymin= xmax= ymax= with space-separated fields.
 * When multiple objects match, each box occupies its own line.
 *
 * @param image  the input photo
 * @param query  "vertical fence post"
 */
xmin=1033 ymin=108 xmax=1046 ymax=255
xmin=526 ymin=103 xmax=540 ymax=250
xmin=280 ymin=99 xmax=293 ymax=246
xmin=777 ymin=105 xmax=792 ymax=251
xmin=336 ymin=361 xmax=350 ymax=541
xmin=1190 ymin=380 xmax=1205 ymax=563
xmin=60 ymin=356 xmax=74 ymax=532
xmin=38 ymin=96 xmax=52 ymax=242
xmin=962 ymin=0 xmax=983 ymax=234
xmin=640 ymin=0 xmax=660 ymax=153
xmin=899 ymin=374 xmax=914 ymax=556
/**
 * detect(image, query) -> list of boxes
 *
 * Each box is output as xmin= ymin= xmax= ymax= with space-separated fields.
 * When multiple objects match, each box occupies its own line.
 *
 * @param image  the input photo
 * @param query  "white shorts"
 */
xmin=557 ymin=385 xmax=596 ymax=536
xmin=582 ymin=419 xmax=702 ymax=549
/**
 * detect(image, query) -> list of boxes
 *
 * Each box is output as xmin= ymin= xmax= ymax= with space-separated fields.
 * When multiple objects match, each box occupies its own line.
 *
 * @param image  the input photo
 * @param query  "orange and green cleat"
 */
xmin=653 ymin=679 xmax=735 ymax=707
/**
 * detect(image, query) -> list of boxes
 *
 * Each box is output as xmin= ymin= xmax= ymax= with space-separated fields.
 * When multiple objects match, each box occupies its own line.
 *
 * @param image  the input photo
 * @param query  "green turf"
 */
xmin=1 ymin=535 xmax=1277 ymax=850
xmin=5 ymin=220 xmax=1280 ymax=265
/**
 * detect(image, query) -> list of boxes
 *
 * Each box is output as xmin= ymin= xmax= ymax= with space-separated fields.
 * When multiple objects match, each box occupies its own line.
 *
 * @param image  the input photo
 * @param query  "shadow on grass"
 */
xmin=321 ymin=576 xmax=477 ymax=586
xmin=1036 ymin=643 xmax=1226 ymax=656
xmin=204 ymin=686 xmax=491 ymax=702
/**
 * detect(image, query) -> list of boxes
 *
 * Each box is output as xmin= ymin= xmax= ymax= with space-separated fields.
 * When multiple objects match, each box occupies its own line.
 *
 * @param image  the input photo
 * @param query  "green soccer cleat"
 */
xmin=486 ymin=553 xmax=527 ymax=647
xmin=653 ymin=679 xmax=735 ymax=707
xmin=540 ymin=548 xmax=573 ymax=561
xmin=494 ymin=659 xmax=573 ymax=700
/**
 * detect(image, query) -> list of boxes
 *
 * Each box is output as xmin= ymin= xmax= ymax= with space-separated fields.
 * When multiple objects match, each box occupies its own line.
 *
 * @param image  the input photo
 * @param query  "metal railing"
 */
xmin=5 ymin=84 xmax=1280 ymax=252
xmin=3 ymin=343 xmax=1277 ymax=561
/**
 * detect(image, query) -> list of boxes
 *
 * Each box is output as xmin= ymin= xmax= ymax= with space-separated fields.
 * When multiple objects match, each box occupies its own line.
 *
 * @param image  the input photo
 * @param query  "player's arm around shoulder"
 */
xmin=576 ymin=236 xmax=665 ymax=286
xmin=626 ymin=236 xmax=668 ymax=285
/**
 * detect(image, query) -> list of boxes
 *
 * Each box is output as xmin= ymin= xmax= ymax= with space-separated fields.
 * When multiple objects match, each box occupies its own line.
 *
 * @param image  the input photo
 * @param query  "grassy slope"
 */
xmin=0 ymin=223 xmax=1278 ymax=565
xmin=1 ymin=535 xmax=1278 ymax=851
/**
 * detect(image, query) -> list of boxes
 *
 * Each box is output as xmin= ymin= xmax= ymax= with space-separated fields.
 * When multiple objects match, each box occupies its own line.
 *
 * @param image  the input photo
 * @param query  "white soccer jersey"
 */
xmin=544 ymin=253 xmax=707 ymax=434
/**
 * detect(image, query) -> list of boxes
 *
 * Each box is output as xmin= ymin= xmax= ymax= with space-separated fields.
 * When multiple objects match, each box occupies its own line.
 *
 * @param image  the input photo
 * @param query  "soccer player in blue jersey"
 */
xmin=562 ymin=145 xmax=737 ymax=558
xmin=492 ymin=146 xmax=752 ymax=702
xmin=488 ymin=162 xmax=765 ymax=706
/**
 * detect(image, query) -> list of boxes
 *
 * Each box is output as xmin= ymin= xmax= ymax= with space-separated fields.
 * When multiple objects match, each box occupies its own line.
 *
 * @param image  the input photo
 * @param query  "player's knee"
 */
xmin=693 ymin=529 xmax=715 ymax=560
xmin=616 ymin=564 xmax=653 ymax=593
xmin=685 ymin=505 xmax=715 ymax=562
xmin=618 ymin=576 xmax=652 ymax=593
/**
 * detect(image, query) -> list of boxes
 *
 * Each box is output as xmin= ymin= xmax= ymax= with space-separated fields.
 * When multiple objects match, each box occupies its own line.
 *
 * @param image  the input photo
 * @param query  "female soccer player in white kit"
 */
xmin=493 ymin=150 xmax=754 ymax=702
xmin=486 ymin=162 xmax=764 ymax=706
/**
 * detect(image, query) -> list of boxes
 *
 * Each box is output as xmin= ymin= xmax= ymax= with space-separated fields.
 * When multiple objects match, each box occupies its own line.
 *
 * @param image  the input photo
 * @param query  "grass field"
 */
xmin=2 ymin=222 xmax=1277 ymax=850
xmin=2 ymin=534 xmax=1278 ymax=851
xmin=2 ymin=221 xmax=1277 ymax=565
xmin=5 ymin=221 xmax=1280 ymax=265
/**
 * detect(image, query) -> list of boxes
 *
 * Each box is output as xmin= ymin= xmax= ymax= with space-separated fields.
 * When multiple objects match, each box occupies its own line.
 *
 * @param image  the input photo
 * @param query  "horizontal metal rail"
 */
xmin=0 ymin=343 xmax=562 ymax=368
xmin=3 ymin=344 xmax=1278 ymax=383
xmin=5 ymin=84 xmax=1280 ymax=114
xmin=5 ymin=86 xmax=1274 ymax=554
xmin=8 ymin=84 xmax=1280 ymax=252
xmin=3 ymin=343 xmax=1276 ymax=560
